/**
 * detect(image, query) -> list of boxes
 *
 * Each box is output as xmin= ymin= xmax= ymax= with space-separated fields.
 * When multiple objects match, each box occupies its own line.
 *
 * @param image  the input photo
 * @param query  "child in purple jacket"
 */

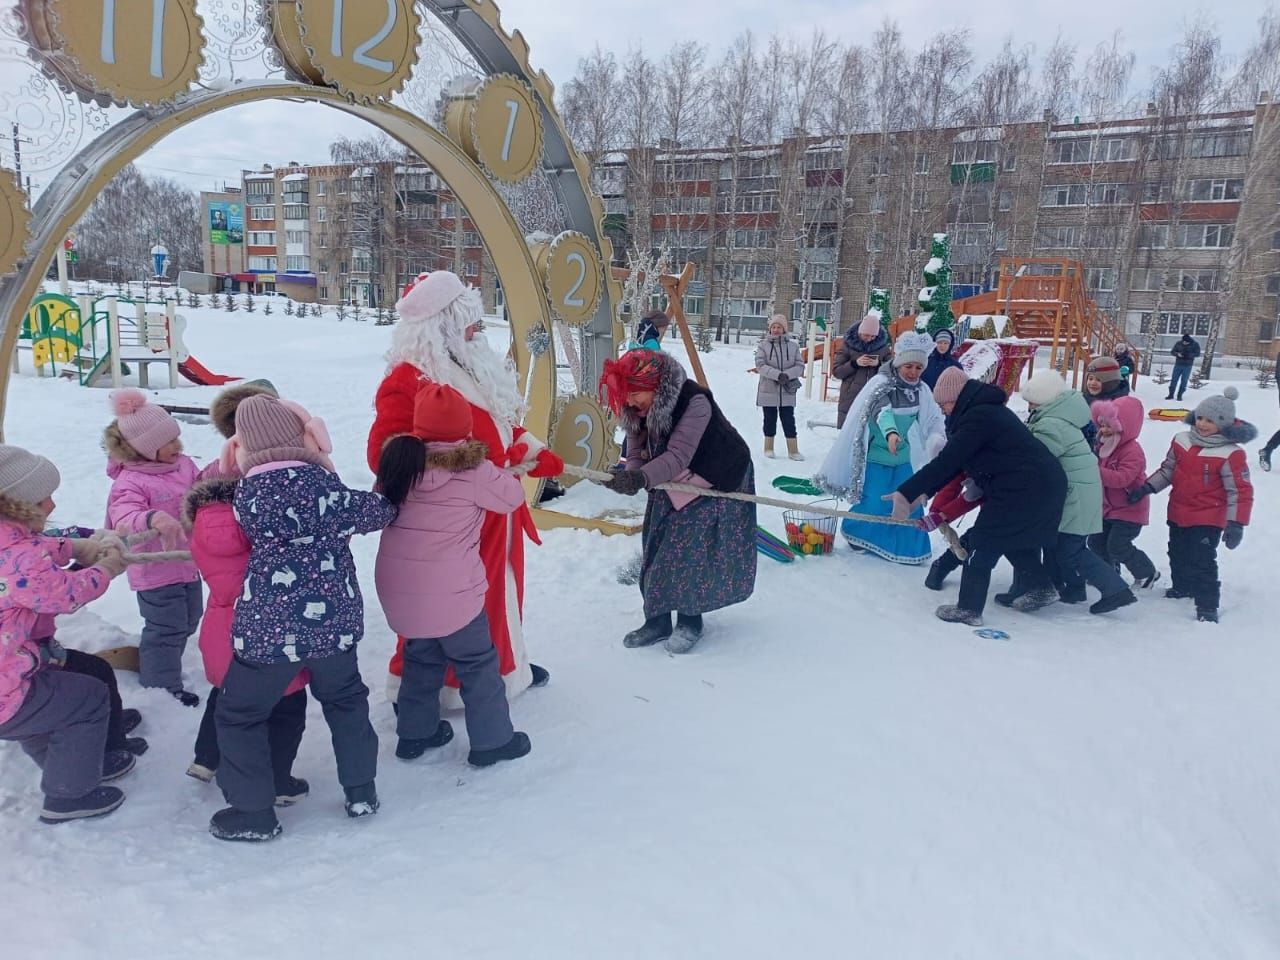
xmin=103 ymin=389 xmax=205 ymax=705
xmin=211 ymin=395 xmax=395 ymax=842
xmin=375 ymin=384 xmax=531 ymax=768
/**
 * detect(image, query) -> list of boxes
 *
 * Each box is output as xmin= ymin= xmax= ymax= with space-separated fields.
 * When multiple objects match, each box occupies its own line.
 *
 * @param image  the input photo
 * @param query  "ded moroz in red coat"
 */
xmin=368 ymin=362 xmax=542 ymax=703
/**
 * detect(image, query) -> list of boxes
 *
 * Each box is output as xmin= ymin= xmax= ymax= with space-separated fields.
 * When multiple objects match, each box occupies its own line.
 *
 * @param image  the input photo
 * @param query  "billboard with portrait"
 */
xmin=208 ymin=201 xmax=244 ymax=245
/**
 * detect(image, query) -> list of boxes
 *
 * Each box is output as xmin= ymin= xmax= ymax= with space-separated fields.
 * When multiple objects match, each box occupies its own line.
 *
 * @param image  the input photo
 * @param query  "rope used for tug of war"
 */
xmin=90 ymin=528 xmax=193 ymax=564
xmin=509 ymin=462 xmax=969 ymax=560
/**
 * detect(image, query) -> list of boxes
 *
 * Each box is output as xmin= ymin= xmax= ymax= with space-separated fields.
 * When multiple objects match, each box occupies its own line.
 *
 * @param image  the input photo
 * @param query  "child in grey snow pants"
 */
xmin=137 ymin=581 xmax=203 ymax=693
xmin=216 ymin=649 xmax=377 ymax=814
xmin=398 ymin=612 xmax=514 ymax=752
xmin=0 ymin=671 xmax=109 ymax=802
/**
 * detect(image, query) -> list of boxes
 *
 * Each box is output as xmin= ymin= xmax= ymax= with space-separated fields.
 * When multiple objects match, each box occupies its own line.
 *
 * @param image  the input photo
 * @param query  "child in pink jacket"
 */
xmin=1089 ymin=396 xmax=1159 ymax=588
xmin=0 ymin=444 xmax=133 ymax=823
xmin=104 ymin=389 xmax=204 ymax=705
xmin=375 ymin=384 xmax=530 ymax=768
xmin=179 ymin=381 xmax=309 ymax=804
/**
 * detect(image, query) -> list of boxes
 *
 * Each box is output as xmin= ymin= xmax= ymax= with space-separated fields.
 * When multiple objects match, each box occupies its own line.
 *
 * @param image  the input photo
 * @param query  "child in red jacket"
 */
xmin=1089 ymin=396 xmax=1159 ymax=589
xmin=1130 ymin=387 xmax=1255 ymax=623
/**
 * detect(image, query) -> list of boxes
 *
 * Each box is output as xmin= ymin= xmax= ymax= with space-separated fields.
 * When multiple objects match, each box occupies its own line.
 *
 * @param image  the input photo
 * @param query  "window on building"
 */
xmin=1188 ymin=132 xmax=1249 ymax=158
xmin=911 ymin=188 xmax=930 ymax=212
xmin=866 ymin=231 xmax=884 ymax=253
xmin=1179 ymin=269 xmax=1219 ymax=292
xmin=285 ymin=256 xmax=309 ymax=272
xmin=462 ymin=231 xmax=481 ymax=248
xmin=951 ymin=140 xmax=998 ymax=165
xmin=1041 ymin=184 xmax=1088 ymax=207
xmin=247 ymin=231 xmax=276 ymax=246
xmin=1137 ymin=223 xmax=1169 ymax=248
xmin=1039 ymin=225 xmax=1080 ymax=248
xmin=1260 ymin=320 xmax=1276 ymax=342
xmin=683 ymin=296 xmax=704 ymax=316
xmin=464 ymin=260 xmax=480 ymax=278
xmin=245 ymin=179 xmax=273 ymax=199
xmin=653 ymin=195 xmax=711 ymax=215
xmin=439 ymin=202 xmax=457 ymax=219
xmin=1267 ymin=275 xmax=1280 ymax=296
xmin=1139 ymin=311 xmax=1212 ymax=336
xmin=285 ymin=230 xmax=306 ymax=245
xmin=249 ymin=205 xmax=273 ymax=221
xmin=870 ymin=192 xmax=886 ymax=213
xmin=1187 ymin=178 xmax=1244 ymax=202
xmin=1086 ymin=267 xmax=1118 ymax=292
xmin=1176 ymin=223 xmax=1234 ymax=248
xmin=316 ymin=206 xmax=326 ymax=222
xmin=1002 ymin=151 xmax=1017 ymax=172
xmin=798 ymin=262 xmax=836 ymax=283
xmin=248 ymin=256 xmax=277 ymax=271
xmin=716 ymin=193 xmax=778 ymax=214
xmin=998 ymin=189 xmax=1012 ymax=211
xmin=352 ymin=253 xmax=371 ymax=273
xmin=1097 ymin=138 xmax=1134 ymax=161
xmin=949 ymin=223 xmax=991 ymax=247
xmin=914 ymin=152 xmax=929 ymax=174
xmin=1142 ymin=181 xmax=1173 ymax=204
xmin=1050 ymin=139 xmax=1092 ymax=164
xmin=731 ymin=229 xmax=775 ymax=249
xmin=283 ymin=204 xmax=308 ymax=220
xmin=994 ymin=229 xmax=1009 ymax=251
xmin=866 ymin=154 xmax=890 ymax=177
xmin=805 ymin=148 xmax=843 ymax=171
xmin=714 ymin=262 xmax=775 ymax=283
xmin=315 ymin=181 xmax=326 ymax=197
xmin=1092 ymin=183 xmax=1133 ymax=205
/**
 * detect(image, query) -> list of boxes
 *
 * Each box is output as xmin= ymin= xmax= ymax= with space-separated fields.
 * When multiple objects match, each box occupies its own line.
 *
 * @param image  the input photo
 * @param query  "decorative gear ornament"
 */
xmin=442 ymin=73 xmax=545 ymax=184
xmin=0 ymin=167 xmax=32 ymax=279
xmin=269 ymin=0 xmax=421 ymax=103
xmin=537 ymin=231 xmax=604 ymax=327
xmin=21 ymin=0 xmax=206 ymax=108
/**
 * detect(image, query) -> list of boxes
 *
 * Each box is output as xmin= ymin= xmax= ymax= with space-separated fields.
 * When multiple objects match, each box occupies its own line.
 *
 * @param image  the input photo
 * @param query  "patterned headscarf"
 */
xmin=598 ymin=349 xmax=664 ymax=417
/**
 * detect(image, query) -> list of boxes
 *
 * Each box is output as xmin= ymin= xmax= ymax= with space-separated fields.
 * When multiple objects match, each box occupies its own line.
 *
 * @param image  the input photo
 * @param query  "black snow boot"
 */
xmin=665 ymin=614 xmax=704 ymax=654
xmin=101 ymin=749 xmax=136 ymax=783
xmin=1196 ymin=608 xmax=1219 ymax=623
xmin=1090 ymin=589 xmax=1137 ymax=615
xmin=274 ymin=777 xmax=310 ymax=807
xmin=209 ymin=806 xmax=282 ymax=842
xmin=40 ymin=786 xmax=125 ymax=824
xmin=1058 ymin=584 xmax=1087 ymax=604
xmin=344 ymin=782 xmax=380 ymax=818
xmin=396 ymin=721 xmax=454 ymax=760
xmin=171 ymin=689 xmax=200 ymax=708
xmin=121 ymin=708 xmax=142 ymax=733
xmin=468 ymin=732 xmax=532 ymax=768
xmin=1165 ymin=587 xmax=1192 ymax=600
xmin=1011 ymin=587 xmax=1059 ymax=613
xmin=530 ymin=663 xmax=551 ymax=687
xmin=1260 ymin=448 xmax=1273 ymax=472
xmin=925 ymin=552 xmax=959 ymax=591
xmin=623 ymin=614 xmax=673 ymax=648
xmin=122 ymin=736 xmax=149 ymax=756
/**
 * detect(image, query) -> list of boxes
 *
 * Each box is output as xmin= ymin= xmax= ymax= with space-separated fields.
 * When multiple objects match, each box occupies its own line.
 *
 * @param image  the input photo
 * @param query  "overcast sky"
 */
xmin=119 ymin=0 xmax=1262 ymax=193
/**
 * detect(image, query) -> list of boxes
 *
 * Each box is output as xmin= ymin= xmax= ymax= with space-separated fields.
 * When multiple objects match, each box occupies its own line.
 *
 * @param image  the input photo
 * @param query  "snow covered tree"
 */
xmin=245 ymin=293 xmax=256 ymax=314
xmin=210 ymin=291 xmax=222 ymax=309
xmin=336 ymin=302 xmax=348 ymax=322
xmin=284 ymin=299 xmax=295 ymax=316
xmin=263 ymin=299 xmax=273 ymax=316
xmin=185 ymin=290 xmax=198 ymax=309
xmin=868 ymin=287 xmax=891 ymax=331
xmin=224 ymin=293 xmax=238 ymax=313
xmin=916 ymin=234 xmax=954 ymax=336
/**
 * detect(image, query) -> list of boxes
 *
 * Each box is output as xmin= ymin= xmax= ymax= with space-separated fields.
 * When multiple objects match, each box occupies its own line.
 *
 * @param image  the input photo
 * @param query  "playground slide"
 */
xmin=178 ymin=355 xmax=242 ymax=386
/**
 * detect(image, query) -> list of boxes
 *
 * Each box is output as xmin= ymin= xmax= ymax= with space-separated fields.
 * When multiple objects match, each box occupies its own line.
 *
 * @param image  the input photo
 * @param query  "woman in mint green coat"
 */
xmin=1020 ymin=370 xmax=1136 ymax=615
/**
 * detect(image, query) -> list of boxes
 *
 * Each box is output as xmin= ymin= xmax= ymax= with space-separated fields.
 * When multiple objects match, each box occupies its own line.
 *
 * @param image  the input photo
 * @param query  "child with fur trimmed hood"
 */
xmin=1129 ymin=387 xmax=1255 ymax=623
xmin=103 ymin=388 xmax=205 ymax=705
xmin=180 ymin=380 xmax=310 ymax=806
xmin=374 ymin=383 xmax=530 ymax=769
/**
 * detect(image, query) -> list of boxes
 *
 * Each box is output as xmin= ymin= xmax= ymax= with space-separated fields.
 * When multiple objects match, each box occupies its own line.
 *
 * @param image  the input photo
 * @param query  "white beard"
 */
xmin=386 ymin=288 xmax=526 ymax=434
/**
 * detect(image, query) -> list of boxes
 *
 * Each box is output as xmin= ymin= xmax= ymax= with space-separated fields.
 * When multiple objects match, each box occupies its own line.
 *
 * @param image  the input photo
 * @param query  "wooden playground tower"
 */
xmin=951 ymin=257 xmax=1135 ymax=388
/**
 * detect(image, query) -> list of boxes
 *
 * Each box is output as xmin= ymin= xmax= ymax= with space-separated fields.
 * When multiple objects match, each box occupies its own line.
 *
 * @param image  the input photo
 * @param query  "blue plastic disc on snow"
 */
xmin=974 ymin=628 xmax=1010 ymax=641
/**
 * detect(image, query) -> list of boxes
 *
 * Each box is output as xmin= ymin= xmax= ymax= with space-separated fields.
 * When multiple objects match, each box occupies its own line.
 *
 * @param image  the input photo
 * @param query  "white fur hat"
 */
xmin=1020 ymin=369 xmax=1068 ymax=406
xmin=397 ymin=271 xmax=468 ymax=323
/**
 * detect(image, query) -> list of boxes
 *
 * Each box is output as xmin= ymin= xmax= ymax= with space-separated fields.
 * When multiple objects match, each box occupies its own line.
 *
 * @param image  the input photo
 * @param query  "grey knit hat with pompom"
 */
xmin=1192 ymin=386 xmax=1239 ymax=428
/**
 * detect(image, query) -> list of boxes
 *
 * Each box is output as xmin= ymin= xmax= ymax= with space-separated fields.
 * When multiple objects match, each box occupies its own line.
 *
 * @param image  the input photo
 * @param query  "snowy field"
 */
xmin=4 ymin=295 xmax=1280 ymax=959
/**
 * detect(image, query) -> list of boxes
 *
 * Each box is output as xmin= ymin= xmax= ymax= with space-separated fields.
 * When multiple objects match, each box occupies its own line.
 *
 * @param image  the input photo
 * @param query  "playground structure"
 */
xmin=16 ymin=291 xmax=240 ymax=388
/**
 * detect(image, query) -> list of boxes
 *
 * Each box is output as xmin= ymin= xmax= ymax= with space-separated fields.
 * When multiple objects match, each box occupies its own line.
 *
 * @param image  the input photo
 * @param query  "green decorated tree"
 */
xmin=916 ymin=233 xmax=954 ymax=336
xmin=868 ymin=287 xmax=891 ymax=331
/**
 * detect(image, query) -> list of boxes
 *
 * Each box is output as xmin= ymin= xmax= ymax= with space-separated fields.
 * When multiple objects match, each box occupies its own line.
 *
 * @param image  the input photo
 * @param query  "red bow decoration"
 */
xmin=598 ymin=350 xmax=663 ymax=417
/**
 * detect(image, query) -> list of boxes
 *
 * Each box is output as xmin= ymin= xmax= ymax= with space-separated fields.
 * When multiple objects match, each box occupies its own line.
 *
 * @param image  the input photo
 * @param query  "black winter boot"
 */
xmin=1058 ymin=585 xmax=1087 ymax=604
xmin=925 ymin=553 xmax=959 ymax=591
xmin=1261 ymin=448 xmax=1273 ymax=472
xmin=344 ymin=782 xmax=380 ymax=818
xmin=121 ymin=708 xmax=142 ymax=733
xmin=210 ymin=806 xmax=282 ymax=842
xmin=468 ymin=732 xmax=531 ymax=768
xmin=530 ymin=663 xmax=551 ymax=687
xmin=1090 ymin=589 xmax=1137 ymax=615
xmin=40 ymin=786 xmax=125 ymax=824
xmin=623 ymin=614 xmax=673 ymax=648
xmin=101 ymin=749 xmax=136 ymax=783
xmin=274 ymin=777 xmax=310 ymax=807
xmin=1196 ymin=608 xmax=1219 ymax=623
xmin=396 ymin=721 xmax=454 ymax=760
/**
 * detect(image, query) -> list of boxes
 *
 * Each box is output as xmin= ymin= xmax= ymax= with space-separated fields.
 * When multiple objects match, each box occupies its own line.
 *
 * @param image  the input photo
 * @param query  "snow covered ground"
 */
xmin=4 ymin=296 xmax=1280 ymax=959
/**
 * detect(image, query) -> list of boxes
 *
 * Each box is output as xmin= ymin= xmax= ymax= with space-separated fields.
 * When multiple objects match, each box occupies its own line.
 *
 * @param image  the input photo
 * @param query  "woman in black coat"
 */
xmin=890 ymin=379 xmax=1068 ymax=625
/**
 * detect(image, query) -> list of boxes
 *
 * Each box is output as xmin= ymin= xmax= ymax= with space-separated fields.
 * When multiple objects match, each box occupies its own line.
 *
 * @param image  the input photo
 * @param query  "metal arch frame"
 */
xmin=426 ymin=0 xmax=620 ymax=383
xmin=0 ymin=82 xmax=557 ymax=477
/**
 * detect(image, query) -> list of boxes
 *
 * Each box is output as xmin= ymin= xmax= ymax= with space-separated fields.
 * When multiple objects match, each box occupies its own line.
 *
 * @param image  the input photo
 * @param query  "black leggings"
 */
xmin=762 ymin=406 xmax=796 ymax=439
xmin=59 ymin=649 xmax=127 ymax=752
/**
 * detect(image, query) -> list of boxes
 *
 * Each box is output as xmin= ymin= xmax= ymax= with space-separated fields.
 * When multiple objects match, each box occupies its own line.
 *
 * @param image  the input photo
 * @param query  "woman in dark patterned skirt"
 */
xmin=598 ymin=350 xmax=757 ymax=654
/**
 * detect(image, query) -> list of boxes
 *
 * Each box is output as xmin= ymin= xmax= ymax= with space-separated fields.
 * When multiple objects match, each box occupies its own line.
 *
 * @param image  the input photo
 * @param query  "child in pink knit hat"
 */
xmin=102 ymin=388 xmax=205 ymax=706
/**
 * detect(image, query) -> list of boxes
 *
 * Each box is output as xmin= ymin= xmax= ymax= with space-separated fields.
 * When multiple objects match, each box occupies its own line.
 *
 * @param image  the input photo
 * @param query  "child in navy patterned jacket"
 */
xmin=210 ymin=395 xmax=396 ymax=842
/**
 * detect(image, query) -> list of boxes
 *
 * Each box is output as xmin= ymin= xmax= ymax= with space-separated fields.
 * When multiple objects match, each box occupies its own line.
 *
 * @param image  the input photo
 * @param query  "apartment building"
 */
xmin=203 ymin=162 xmax=496 ymax=309
xmin=596 ymin=97 xmax=1280 ymax=359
